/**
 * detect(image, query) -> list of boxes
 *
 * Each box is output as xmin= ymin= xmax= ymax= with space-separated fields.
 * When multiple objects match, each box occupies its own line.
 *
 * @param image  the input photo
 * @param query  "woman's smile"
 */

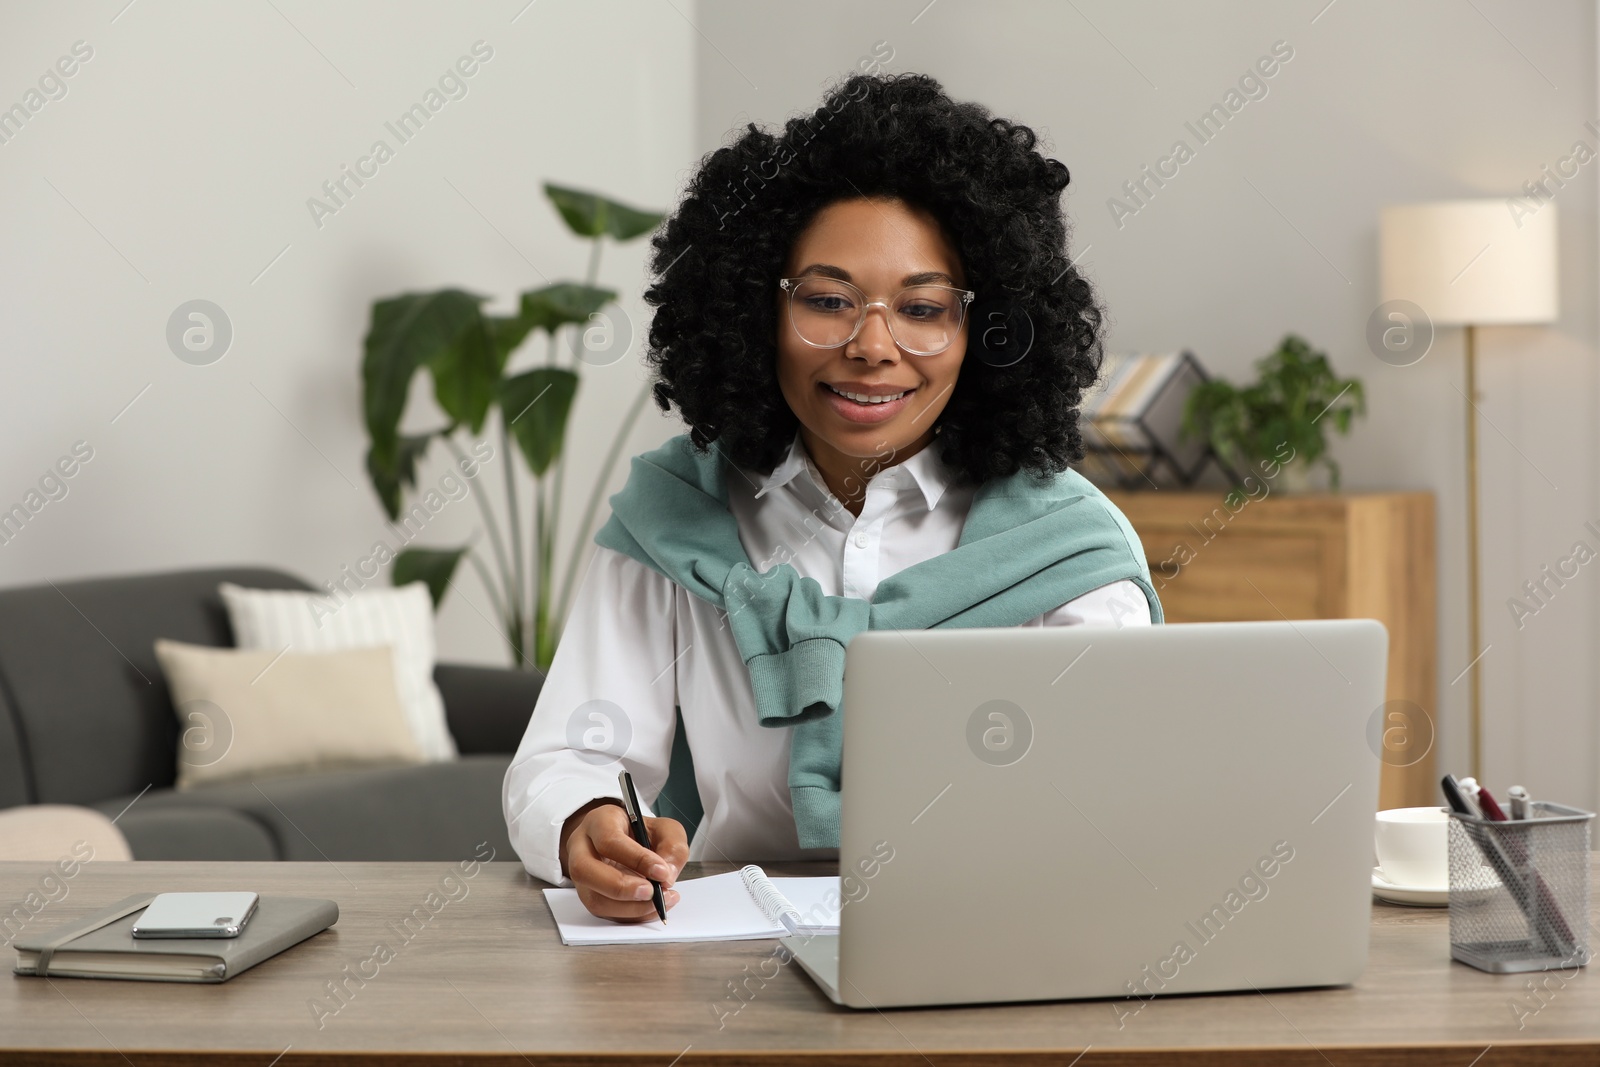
xmin=818 ymin=380 xmax=920 ymax=423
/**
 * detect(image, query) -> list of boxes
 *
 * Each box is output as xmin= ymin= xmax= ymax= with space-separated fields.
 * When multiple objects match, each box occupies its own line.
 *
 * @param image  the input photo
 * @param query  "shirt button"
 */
xmin=853 ymin=532 xmax=868 ymax=548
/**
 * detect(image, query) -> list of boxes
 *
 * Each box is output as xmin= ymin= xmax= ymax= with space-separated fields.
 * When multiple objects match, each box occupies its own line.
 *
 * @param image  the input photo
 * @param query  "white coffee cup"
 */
xmin=1374 ymin=806 xmax=1450 ymax=888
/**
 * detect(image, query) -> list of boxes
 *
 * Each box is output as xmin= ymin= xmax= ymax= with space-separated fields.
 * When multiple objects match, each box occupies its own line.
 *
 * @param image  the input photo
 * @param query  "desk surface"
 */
xmin=2 ymin=857 xmax=1598 ymax=1066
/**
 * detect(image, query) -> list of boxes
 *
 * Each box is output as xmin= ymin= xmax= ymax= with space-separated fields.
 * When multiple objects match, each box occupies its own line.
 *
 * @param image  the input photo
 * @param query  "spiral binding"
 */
xmin=740 ymin=864 xmax=802 ymax=934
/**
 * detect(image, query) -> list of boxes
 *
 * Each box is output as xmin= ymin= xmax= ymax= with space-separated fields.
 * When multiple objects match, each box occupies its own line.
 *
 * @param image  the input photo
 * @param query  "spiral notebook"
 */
xmin=544 ymin=866 xmax=841 ymax=945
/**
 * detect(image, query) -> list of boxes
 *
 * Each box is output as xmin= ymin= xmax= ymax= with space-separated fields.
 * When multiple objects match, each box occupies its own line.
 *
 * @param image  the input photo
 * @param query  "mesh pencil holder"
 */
xmin=1447 ymin=801 xmax=1593 ymax=974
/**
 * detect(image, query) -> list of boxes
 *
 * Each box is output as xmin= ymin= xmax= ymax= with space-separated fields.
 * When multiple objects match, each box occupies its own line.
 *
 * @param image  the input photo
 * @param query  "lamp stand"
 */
xmin=1464 ymin=323 xmax=1483 ymax=781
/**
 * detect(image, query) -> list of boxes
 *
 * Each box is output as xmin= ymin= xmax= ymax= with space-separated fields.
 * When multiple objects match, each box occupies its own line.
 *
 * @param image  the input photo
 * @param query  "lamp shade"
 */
xmin=1379 ymin=199 xmax=1558 ymax=326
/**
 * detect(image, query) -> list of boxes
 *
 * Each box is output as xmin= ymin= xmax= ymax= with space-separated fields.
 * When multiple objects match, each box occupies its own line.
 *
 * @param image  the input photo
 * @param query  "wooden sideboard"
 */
xmin=1106 ymin=489 xmax=1437 ymax=810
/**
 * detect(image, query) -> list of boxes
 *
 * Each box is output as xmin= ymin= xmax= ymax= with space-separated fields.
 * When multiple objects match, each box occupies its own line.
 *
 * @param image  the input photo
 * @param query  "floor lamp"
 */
xmin=1379 ymin=199 xmax=1559 ymax=782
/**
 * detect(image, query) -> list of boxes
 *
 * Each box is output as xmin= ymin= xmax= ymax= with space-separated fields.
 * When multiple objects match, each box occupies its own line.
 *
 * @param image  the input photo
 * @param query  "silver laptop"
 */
xmin=785 ymin=619 xmax=1388 ymax=1009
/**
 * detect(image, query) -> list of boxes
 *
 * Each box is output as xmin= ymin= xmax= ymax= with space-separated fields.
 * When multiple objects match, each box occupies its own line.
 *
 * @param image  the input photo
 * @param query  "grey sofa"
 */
xmin=0 ymin=567 xmax=541 ymax=861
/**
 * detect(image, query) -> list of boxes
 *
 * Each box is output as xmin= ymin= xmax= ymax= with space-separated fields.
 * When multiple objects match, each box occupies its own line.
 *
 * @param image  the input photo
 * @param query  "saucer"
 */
xmin=1371 ymin=866 xmax=1448 ymax=907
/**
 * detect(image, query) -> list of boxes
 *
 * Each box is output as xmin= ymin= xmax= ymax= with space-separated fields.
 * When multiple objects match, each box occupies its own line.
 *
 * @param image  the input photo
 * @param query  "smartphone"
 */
xmin=131 ymin=892 xmax=259 ymax=939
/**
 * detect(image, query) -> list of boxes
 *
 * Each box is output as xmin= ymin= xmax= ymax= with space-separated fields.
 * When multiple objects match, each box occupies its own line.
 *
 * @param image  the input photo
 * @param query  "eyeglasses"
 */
xmin=778 ymin=276 xmax=975 ymax=357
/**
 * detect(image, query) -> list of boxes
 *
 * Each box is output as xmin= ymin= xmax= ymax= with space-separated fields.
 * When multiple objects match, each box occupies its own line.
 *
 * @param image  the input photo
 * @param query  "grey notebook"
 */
xmin=12 ymin=893 xmax=338 ymax=983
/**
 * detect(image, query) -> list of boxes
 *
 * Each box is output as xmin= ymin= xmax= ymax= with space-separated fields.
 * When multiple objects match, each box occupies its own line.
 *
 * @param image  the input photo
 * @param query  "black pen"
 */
xmin=618 ymin=769 xmax=667 ymax=923
xmin=1440 ymin=773 xmax=1476 ymax=816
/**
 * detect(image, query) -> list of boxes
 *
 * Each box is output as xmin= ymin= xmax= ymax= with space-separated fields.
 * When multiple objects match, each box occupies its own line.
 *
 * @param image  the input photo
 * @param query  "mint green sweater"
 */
xmin=594 ymin=433 xmax=1163 ymax=849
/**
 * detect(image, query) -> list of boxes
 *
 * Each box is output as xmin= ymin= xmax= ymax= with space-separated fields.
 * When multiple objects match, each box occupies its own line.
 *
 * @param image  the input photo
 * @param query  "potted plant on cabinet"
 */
xmin=1181 ymin=333 xmax=1365 ymax=492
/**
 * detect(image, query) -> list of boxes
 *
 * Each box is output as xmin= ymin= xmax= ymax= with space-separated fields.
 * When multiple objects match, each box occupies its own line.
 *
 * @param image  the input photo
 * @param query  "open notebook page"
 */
xmin=544 ymin=871 xmax=840 ymax=945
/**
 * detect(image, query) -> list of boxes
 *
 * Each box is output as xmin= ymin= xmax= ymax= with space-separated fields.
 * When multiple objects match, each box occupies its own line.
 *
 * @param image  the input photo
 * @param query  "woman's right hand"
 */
xmin=559 ymin=799 xmax=689 ymax=922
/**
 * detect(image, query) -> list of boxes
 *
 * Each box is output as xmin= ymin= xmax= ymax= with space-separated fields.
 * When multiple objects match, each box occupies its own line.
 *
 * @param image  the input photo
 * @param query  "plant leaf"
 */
xmin=602 ymin=202 xmax=665 ymax=241
xmin=485 ymin=285 xmax=614 ymax=371
xmin=426 ymin=312 xmax=497 ymax=433
xmin=501 ymin=368 xmax=579 ymax=476
xmin=543 ymin=183 xmax=663 ymax=241
xmin=365 ymin=433 xmax=435 ymax=521
xmin=518 ymin=283 xmax=617 ymax=335
xmin=1180 ymin=334 xmax=1365 ymax=486
xmin=363 ymin=289 xmax=487 ymax=466
xmin=393 ymin=546 xmax=468 ymax=609
xmin=486 ymin=312 xmax=537 ymax=370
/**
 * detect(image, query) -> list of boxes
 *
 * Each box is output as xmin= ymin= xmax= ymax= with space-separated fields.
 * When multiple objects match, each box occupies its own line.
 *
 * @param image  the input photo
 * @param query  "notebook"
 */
xmin=12 ymin=893 xmax=339 ymax=982
xmin=545 ymin=865 xmax=840 ymax=945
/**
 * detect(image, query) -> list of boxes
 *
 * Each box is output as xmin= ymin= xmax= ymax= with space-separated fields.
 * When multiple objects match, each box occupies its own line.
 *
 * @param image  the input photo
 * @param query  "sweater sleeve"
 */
xmin=502 ymin=545 xmax=680 ymax=885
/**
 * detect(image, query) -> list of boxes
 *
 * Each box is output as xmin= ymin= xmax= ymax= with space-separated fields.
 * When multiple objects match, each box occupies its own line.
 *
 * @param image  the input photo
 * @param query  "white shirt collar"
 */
xmin=753 ymin=430 xmax=954 ymax=512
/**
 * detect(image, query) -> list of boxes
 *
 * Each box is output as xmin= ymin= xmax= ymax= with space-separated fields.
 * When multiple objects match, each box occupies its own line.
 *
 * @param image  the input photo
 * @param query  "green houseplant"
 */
xmin=361 ymin=183 xmax=662 ymax=671
xmin=1181 ymin=333 xmax=1366 ymax=491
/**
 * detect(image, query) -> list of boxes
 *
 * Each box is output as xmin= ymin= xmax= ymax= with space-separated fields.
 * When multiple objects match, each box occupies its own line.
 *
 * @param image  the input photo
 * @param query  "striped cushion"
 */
xmin=217 ymin=581 xmax=457 ymax=761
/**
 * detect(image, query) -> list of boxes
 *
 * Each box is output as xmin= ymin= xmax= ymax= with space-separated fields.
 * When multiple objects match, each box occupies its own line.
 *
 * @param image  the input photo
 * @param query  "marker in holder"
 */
xmin=1447 ymin=801 xmax=1593 ymax=974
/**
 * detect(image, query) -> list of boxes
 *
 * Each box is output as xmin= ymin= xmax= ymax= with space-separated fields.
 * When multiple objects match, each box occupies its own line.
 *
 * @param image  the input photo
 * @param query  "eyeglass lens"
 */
xmin=786 ymin=277 xmax=966 ymax=355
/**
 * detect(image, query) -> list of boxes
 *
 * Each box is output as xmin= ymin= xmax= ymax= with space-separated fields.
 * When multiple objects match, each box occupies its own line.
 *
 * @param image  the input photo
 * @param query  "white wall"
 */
xmin=692 ymin=0 xmax=1600 ymax=810
xmin=0 ymin=0 xmax=694 ymax=665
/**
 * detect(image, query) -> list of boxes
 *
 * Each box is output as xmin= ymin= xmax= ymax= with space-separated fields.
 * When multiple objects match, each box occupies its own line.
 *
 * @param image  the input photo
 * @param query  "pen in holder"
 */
xmin=1447 ymin=801 xmax=1593 ymax=974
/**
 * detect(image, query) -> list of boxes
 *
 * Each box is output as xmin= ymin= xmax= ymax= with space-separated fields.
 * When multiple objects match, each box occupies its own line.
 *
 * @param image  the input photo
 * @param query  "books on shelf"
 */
xmin=1079 ymin=350 xmax=1213 ymax=488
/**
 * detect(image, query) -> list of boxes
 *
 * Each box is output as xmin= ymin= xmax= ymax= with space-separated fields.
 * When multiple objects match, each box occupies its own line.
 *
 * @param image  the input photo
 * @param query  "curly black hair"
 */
xmin=641 ymin=71 xmax=1105 ymax=484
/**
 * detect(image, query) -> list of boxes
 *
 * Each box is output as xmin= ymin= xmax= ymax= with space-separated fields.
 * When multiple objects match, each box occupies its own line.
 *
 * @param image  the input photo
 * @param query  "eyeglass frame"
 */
xmin=777 ymin=275 xmax=976 ymax=357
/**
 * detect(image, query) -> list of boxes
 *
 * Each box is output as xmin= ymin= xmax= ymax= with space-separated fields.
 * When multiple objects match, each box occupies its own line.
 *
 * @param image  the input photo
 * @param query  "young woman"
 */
xmin=503 ymin=72 xmax=1162 ymax=920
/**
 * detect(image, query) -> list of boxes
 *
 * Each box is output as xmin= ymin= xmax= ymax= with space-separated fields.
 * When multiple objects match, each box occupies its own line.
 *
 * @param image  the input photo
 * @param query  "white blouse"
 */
xmin=503 ymin=431 xmax=1152 ymax=885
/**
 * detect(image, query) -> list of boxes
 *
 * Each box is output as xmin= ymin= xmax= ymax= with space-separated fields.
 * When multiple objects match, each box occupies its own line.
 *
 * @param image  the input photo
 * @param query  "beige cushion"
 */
xmin=0 ymin=805 xmax=132 ymax=861
xmin=153 ymin=640 xmax=425 ymax=789
xmin=218 ymin=581 xmax=457 ymax=761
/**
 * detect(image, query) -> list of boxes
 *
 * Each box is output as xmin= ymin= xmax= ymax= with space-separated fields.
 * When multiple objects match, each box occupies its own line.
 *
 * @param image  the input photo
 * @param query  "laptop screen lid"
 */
xmin=834 ymin=619 xmax=1388 ymax=1009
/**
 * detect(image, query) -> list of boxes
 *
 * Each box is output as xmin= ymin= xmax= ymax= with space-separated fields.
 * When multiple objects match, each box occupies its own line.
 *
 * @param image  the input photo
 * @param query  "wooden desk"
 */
xmin=2 ymin=858 xmax=1596 ymax=1065
xmin=1107 ymin=490 xmax=1438 ymax=811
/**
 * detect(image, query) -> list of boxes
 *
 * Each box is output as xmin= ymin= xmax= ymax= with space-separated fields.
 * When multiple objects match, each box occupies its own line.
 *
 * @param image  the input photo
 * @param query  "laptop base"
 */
xmin=782 ymin=934 xmax=843 ymax=1005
